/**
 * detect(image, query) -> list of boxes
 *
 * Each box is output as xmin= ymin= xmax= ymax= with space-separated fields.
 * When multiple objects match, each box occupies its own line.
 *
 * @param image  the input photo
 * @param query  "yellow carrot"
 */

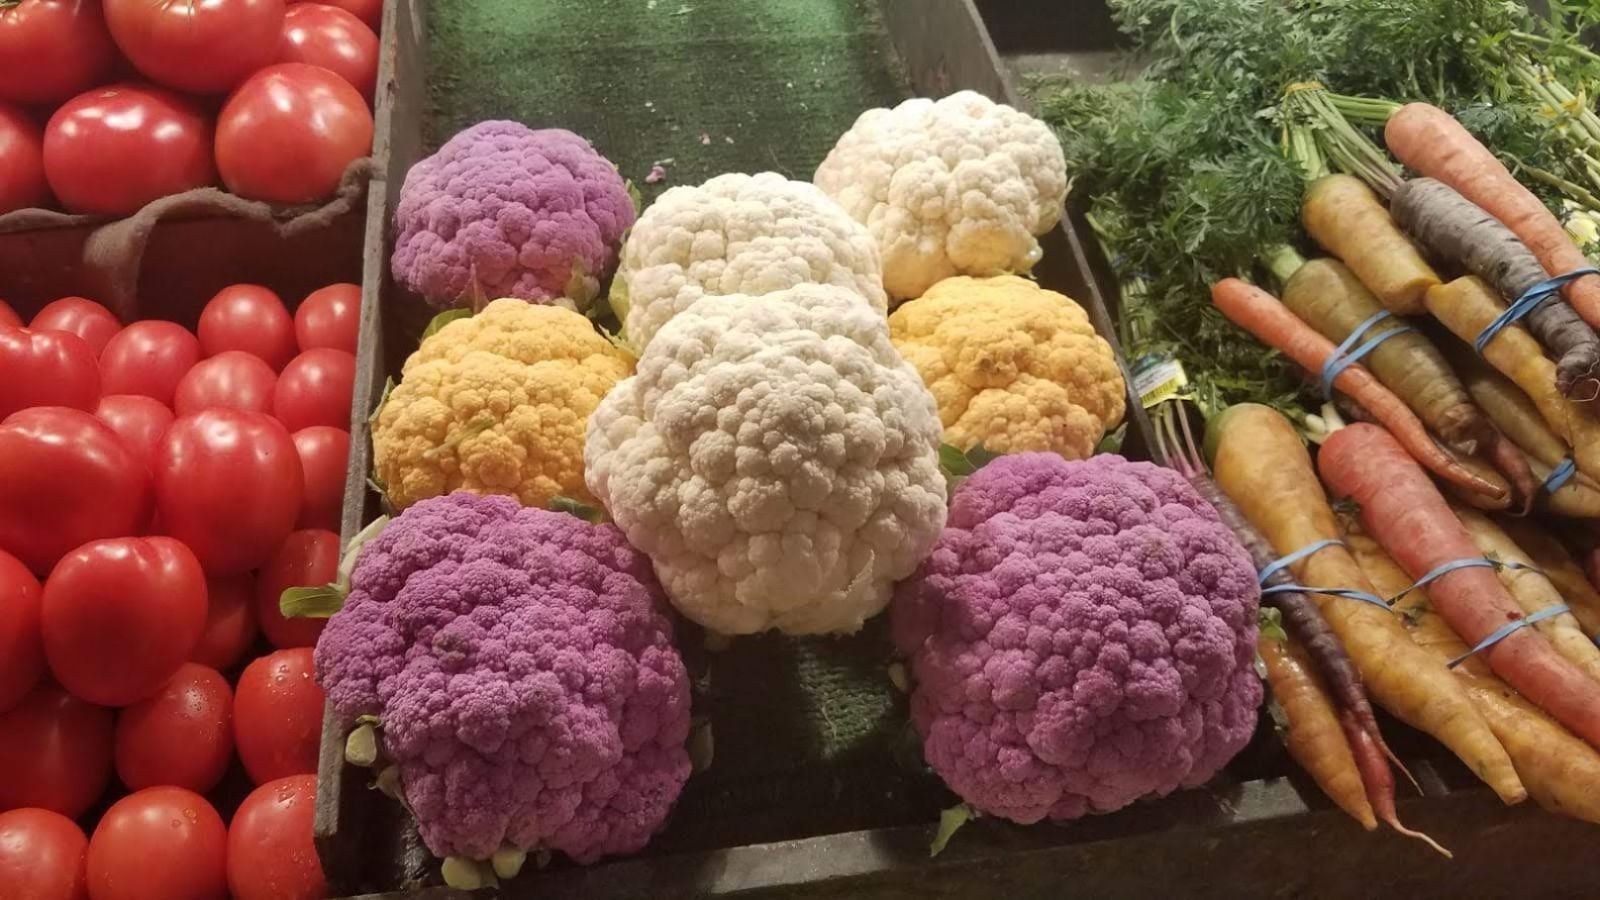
xmin=1259 ymin=631 xmax=1377 ymax=830
xmin=1302 ymin=174 xmax=1440 ymax=315
xmin=1495 ymin=518 xmax=1600 ymax=637
xmin=1211 ymin=404 xmax=1525 ymax=803
xmin=1447 ymin=346 xmax=1573 ymax=468
xmin=1349 ymin=523 xmax=1600 ymax=824
xmin=1451 ymin=506 xmax=1600 ymax=685
xmin=1280 ymin=257 xmax=1487 ymax=452
xmin=1424 ymin=276 xmax=1600 ymax=481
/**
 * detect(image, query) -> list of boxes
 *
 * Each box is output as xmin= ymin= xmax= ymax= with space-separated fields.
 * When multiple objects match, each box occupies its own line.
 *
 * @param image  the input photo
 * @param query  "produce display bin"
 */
xmin=311 ymin=1 xmax=1597 ymax=898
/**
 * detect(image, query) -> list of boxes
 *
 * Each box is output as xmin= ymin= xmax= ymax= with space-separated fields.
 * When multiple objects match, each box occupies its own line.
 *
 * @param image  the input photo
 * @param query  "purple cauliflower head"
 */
xmin=314 ymin=492 xmax=692 ymax=864
xmin=391 ymin=120 xmax=637 ymax=311
xmin=892 ymin=452 xmax=1261 ymax=824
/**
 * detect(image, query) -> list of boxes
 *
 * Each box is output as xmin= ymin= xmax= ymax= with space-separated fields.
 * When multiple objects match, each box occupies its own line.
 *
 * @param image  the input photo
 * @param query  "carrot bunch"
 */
xmin=1209 ymin=404 xmax=1514 ymax=850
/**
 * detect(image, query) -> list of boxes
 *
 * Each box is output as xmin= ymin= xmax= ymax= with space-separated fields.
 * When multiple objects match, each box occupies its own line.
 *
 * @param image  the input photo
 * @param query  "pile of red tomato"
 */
xmin=0 ymin=0 xmax=380 ymax=216
xmin=0 ymin=283 xmax=361 ymax=900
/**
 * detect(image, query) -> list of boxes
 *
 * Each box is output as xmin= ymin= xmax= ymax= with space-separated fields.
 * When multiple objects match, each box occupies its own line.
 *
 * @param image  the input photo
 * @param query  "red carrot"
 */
xmin=1342 ymin=709 xmax=1450 ymax=857
xmin=1211 ymin=278 xmax=1505 ymax=500
xmin=1384 ymin=103 xmax=1600 ymax=331
xmin=1481 ymin=428 xmax=1536 ymax=515
xmin=1319 ymin=423 xmax=1600 ymax=750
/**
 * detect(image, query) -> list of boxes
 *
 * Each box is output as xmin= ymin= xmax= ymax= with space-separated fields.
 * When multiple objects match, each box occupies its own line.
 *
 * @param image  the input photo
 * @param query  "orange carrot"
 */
xmin=1211 ymin=278 xmax=1504 ymax=501
xmin=1319 ymin=423 xmax=1600 ymax=750
xmin=1384 ymin=103 xmax=1600 ymax=330
xmin=1443 ymin=452 xmax=1513 ymax=513
xmin=1258 ymin=631 xmax=1377 ymax=830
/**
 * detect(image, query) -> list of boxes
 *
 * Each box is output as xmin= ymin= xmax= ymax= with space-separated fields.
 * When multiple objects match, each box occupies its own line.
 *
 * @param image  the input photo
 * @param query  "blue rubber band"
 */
xmin=1261 ymin=582 xmax=1393 ymax=612
xmin=1543 ymin=458 xmax=1578 ymax=495
xmin=1319 ymin=311 xmax=1413 ymax=399
xmin=1474 ymin=267 xmax=1600 ymax=354
xmin=1448 ymin=604 xmax=1572 ymax=668
xmin=1388 ymin=557 xmax=1545 ymax=603
xmin=1257 ymin=538 xmax=1346 ymax=586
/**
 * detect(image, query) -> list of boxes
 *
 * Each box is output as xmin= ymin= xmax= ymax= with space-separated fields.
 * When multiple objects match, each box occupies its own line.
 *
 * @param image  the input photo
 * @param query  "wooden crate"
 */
xmin=310 ymin=1 xmax=1599 ymax=897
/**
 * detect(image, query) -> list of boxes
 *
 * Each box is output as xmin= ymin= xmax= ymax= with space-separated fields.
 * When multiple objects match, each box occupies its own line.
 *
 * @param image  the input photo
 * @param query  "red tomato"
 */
xmin=91 ymin=394 xmax=172 ymax=472
xmin=114 ymin=663 xmax=233 ymax=793
xmin=0 ymin=103 xmax=46 ymax=215
xmin=43 ymin=84 xmax=216 ymax=217
xmin=173 ymin=351 xmax=277 ymax=416
xmin=0 ymin=326 xmax=99 ymax=421
xmin=86 ymin=787 xmax=227 ymax=900
xmin=0 ymin=0 xmax=117 ymax=106
xmin=290 ymin=0 xmax=374 ymax=28
xmin=41 ymin=536 xmax=206 ymax=707
xmin=292 ymin=427 xmax=348 ymax=531
xmin=293 ymin=283 xmax=359 ymax=353
xmin=103 ymin=0 xmax=284 ymax=95
xmin=196 ymin=284 xmax=296 ymax=369
xmin=0 ymin=300 xmax=18 ymax=327
xmin=29 ymin=298 xmax=119 ymax=357
xmin=256 ymin=529 xmax=334 ymax=649
xmin=274 ymin=348 xmax=355 ymax=432
xmin=0 ymin=686 xmax=113 ymax=818
xmin=191 ymin=574 xmax=258 ymax=670
xmin=0 ymin=408 xmax=153 ymax=577
xmin=99 ymin=320 xmax=202 ymax=407
xmin=156 ymin=409 xmax=303 ymax=575
xmin=234 ymin=648 xmax=323 ymax=784
xmin=278 ymin=4 xmax=376 ymax=101
xmin=226 ymin=775 xmax=325 ymax=900
xmin=0 ymin=808 xmax=88 ymax=900
xmin=216 ymin=64 xmax=373 ymax=205
xmin=0 ymin=551 xmax=42 ymax=713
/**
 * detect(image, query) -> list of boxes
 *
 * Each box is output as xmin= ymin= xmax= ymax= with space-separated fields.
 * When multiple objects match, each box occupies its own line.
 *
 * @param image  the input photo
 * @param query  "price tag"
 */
xmin=1130 ymin=354 xmax=1190 ymax=409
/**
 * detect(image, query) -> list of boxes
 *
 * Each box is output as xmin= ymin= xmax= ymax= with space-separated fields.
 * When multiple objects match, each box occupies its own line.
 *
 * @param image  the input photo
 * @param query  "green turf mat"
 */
xmin=427 ymin=0 xmax=910 ymax=200
xmin=424 ymin=0 xmax=938 ymax=849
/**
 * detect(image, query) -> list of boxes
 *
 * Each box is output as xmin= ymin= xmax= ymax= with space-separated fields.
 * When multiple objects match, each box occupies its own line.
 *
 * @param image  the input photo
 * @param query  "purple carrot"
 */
xmin=1153 ymin=401 xmax=1394 ymax=762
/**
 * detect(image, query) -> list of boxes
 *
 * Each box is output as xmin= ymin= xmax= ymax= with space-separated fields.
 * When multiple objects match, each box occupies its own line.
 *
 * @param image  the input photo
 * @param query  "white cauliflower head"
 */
xmin=585 ymin=284 xmax=948 ymax=636
xmin=814 ymin=90 xmax=1068 ymax=302
xmin=613 ymin=172 xmax=887 ymax=351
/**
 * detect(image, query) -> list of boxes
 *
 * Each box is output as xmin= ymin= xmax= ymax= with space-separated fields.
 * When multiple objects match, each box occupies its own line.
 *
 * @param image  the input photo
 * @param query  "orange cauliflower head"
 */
xmin=889 ymin=275 xmax=1126 ymax=459
xmin=372 ymin=298 xmax=633 ymax=510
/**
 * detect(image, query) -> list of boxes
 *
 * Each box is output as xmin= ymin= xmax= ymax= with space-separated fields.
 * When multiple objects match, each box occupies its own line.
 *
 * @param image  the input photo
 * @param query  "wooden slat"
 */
xmin=315 ymin=0 xmax=430 ymax=891
xmin=339 ymin=778 xmax=1597 ymax=899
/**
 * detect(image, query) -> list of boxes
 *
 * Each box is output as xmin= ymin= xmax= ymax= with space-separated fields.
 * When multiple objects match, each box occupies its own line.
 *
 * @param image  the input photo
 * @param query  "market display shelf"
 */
xmin=307 ymin=1 xmax=1596 ymax=898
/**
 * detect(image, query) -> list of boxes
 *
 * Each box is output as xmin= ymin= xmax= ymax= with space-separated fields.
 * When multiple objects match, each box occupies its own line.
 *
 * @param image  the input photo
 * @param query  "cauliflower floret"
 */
xmin=890 ymin=275 xmax=1126 ymax=458
xmin=373 ymin=298 xmax=633 ymax=511
xmin=893 ymin=453 xmax=1261 ymax=824
xmin=316 ymin=492 xmax=691 ymax=864
xmin=613 ymin=172 xmax=887 ymax=351
xmin=585 ymin=285 xmax=948 ymax=636
xmin=814 ymin=91 xmax=1068 ymax=302
xmin=392 ymin=121 xmax=636 ymax=311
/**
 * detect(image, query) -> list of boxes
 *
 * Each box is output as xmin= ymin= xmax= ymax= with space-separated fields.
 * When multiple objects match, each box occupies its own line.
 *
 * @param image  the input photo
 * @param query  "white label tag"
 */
xmin=1130 ymin=355 xmax=1190 ymax=409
